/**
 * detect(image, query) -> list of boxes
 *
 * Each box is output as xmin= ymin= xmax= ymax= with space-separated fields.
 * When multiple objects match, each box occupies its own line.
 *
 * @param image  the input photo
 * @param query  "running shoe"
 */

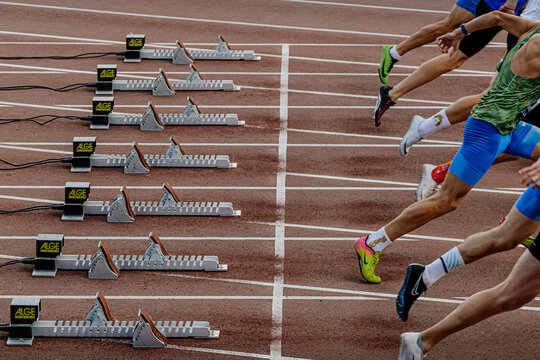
xmin=354 ymin=236 xmax=381 ymax=284
xmin=396 ymin=264 xmax=427 ymax=322
xmin=373 ymin=85 xmax=395 ymax=127
xmin=378 ymin=45 xmax=398 ymax=84
xmin=398 ymin=332 xmax=427 ymax=360
xmin=523 ymin=235 xmax=535 ymax=248
xmin=415 ymin=164 xmax=438 ymax=202
xmin=400 ymin=115 xmax=425 ymax=156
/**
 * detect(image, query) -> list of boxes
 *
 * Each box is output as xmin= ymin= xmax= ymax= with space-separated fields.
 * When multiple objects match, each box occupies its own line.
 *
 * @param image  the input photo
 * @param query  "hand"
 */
xmin=519 ymin=161 xmax=540 ymax=188
xmin=436 ymin=30 xmax=462 ymax=56
xmin=499 ymin=4 xmax=515 ymax=14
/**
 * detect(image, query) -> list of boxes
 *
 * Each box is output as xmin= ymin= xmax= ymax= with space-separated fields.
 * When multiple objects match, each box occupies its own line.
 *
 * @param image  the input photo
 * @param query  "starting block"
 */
xmin=31 ymin=232 xmax=227 ymax=279
xmin=71 ymin=135 xmax=236 ymax=173
xmin=124 ymin=34 xmax=260 ymax=64
xmin=91 ymin=96 xmax=244 ymax=130
xmin=60 ymin=182 xmax=241 ymax=222
xmin=95 ymin=64 xmax=240 ymax=95
xmin=4 ymin=292 xmax=219 ymax=347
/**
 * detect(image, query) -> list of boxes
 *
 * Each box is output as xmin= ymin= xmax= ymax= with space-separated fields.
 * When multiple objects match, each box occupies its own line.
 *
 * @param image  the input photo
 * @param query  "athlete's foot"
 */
xmin=400 ymin=115 xmax=425 ymax=156
xmin=396 ymin=264 xmax=427 ymax=322
xmin=398 ymin=332 xmax=427 ymax=360
xmin=373 ymin=85 xmax=395 ymax=127
xmin=415 ymin=164 xmax=438 ymax=202
xmin=354 ymin=236 xmax=381 ymax=284
xmin=378 ymin=45 xmax=398 ymax=84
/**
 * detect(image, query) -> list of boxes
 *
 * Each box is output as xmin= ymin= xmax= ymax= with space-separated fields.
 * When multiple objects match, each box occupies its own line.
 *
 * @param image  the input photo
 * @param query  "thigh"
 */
xmin=505 ymin=122 xmax=540 ymax=159
xmin=453 ymin=1 xmax=478 ymax=19
xmin=449 ymin=118 xmax=509 ymax=186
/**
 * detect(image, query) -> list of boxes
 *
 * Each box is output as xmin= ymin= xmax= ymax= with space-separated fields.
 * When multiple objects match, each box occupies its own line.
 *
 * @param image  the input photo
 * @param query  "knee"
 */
xmin=497 ymin=291 xmax=536 ymax=312
xmin=441 ymin=54 xmax=468 ymax=72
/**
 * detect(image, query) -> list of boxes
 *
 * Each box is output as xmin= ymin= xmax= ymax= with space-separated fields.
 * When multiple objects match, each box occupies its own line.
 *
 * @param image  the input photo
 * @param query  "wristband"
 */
xmin=501 ymin=4 xmax=515 ymax=11
xmin=460 ymin=24 xmax=470 ymax=36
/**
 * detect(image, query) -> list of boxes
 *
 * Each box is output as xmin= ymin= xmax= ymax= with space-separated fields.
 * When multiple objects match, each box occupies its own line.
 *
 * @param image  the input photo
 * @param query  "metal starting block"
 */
xmin=124 ymin=34 xmax=260 ymax=64
xmin=71 ymin=135 xmax=236 ymax=173
xmin=60 ymin=182 xmax=241 ymax=222
xmin=5 ymin=292 xmax=219 ymax=347
xmin=30 ymin=232 xmax=227 ymax=279
xmin=91 ymin=96 xmax=243 ymax=130
xmin=95 ymin=64 xmax=240 ymax=95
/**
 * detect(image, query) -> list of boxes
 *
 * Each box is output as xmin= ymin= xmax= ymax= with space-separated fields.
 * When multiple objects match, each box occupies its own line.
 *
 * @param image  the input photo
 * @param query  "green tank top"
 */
xmin=470 ymin=28 xmax=540 ymax=135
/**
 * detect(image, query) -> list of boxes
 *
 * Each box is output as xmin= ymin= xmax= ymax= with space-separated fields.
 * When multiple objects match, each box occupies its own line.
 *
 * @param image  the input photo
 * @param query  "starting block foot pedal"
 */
xmin=172 ymin=41 xmax=195 ymax=65
xmin=124 ymin=142 xmax=151 ymax=174
xmin=132 ymin=309 xmax=167 ymax=348
xmin=86 ymin=291 xmax=115 ymax=326
xmin=144 ymin=232 xmax=171 ymax=260
xmin=160 ymin=183 xmax=181 ymax=206
xmin=107 ymin=187 xmax=136 ymax=222
xmin=165 ymin=136 xmax=186 ymax=159
xmin=140 ymin=102 xmax=165 ymax=131
xmin=152 ymin=69 xmax=175 ymax=96
xmin=88 ymin=241 xmax=121 ymax=279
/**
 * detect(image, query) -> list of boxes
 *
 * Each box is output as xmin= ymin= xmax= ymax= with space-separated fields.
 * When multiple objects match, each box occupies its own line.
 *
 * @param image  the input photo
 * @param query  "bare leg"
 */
xmin=396 ymin=5 xmax=475 ymax=56
xmin=421 ymin=249 xmax=540 ymax=352
xmin=446 ymin=93 xmax=484 ymax=124
xmin=458 ymin=205 xmax=540 ymax=264
xmin=385 ymin=172 xmax=472 ymax=240
xmin=389 ymin=51 xmax=469 ymax=100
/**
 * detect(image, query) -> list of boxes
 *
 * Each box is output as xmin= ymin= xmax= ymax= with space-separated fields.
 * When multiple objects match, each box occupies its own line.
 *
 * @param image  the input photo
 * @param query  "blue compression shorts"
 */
xmin=456 ymin=0 xmax=480 ymax=14
xmin=449 ymin=118 xmax=540 ymax=186
xmin=516 ymin=184 xmax=540 ymax=221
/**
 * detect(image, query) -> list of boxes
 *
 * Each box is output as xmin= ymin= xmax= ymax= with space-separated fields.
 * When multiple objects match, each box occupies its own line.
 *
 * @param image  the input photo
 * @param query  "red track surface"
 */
xmin=0 ymin=1 xmax=537 ymax=359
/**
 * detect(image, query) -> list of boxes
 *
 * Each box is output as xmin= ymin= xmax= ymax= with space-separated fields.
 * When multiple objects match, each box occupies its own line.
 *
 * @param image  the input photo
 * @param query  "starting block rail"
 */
xmin=71 ymin=135 xmax=236 ymax=173
xmin=4 ymin=292 xmax=219 ymax=347
xmin=31 ymin=233 xmax=227 ymax=279
xmin=90 ymin=96 xmax=245 ymax=131
xmin=61 ymin=182 xmax=241 ymax=222
xmin=92 ymin=96 xmax=243 ymax=130
xmin=125 ymin=34 xmax=260 ymax=64
xmin=95 ymin=64 xmax=239 ymax=96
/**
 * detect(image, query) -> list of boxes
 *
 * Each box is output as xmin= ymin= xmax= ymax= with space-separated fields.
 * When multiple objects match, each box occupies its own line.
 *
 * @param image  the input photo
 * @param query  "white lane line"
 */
xmin=167 ymin=344 xmax=311 ymax=360
xmin=242 ymin=85 xmax=454 ymax=105
xmin=259 ymin=53 xmax=497 ymax=75
xmin=287 ymin=128 xmax=461 ymax=145
xmin=0 ymin=1 xmax=420 ymax=39
xmin=0 ymin=144 xmax=71 ymax=154
xmin=282 ymin=0 xmax=450 ymax=14
xmin=271 ymin=44 xmax=289 ymax=360
xmin=0 ymin=70 xmax=494 ymax=78
xmin=0 ymin=100 xmax=90 ymax=112
xmin=162 ymin=274 xmax=540 ymax=310
xmin=0 ymin=236 xmax=382 ymax=241
xmin=56 ymin=104 xmax=445 ymax=109
xmin=0 ymin=194 xmax=61 ymax=204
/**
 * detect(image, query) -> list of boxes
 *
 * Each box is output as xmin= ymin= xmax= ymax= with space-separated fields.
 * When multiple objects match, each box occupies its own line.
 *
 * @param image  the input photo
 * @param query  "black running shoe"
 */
xmin=396 ymin=264 xmax=427 ymax=322
xmin=373 ymin=85 xmax=395 ymax=127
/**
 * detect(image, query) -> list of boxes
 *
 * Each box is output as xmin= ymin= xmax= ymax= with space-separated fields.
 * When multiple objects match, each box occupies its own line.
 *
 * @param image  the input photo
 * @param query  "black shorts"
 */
xmin=459 ymin=0 xmax=502 ymax=58
xmin=529 ymin=233 xmax=540 ymax=262
xmin=524 ymin=103 xmax=540 ymax=128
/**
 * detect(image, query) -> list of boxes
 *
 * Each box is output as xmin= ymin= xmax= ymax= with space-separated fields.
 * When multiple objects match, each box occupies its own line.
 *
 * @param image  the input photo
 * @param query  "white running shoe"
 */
xmin=398 ymin=332 xmax=426 ymax=360
xmin=415 ymin=164 xmax=437 ymax=202
xmin=400 ymin=115 xmax=424 ymax=156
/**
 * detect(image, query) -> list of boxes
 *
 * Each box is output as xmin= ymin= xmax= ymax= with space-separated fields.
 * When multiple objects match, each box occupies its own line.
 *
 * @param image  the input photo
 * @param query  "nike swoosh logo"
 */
xmin=410 ymin=274 xmax=423 ymax=296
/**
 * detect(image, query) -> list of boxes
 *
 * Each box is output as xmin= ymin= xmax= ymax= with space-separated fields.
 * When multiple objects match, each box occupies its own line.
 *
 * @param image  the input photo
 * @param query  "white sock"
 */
xmin=417 ymin=109 xmax=451 ymax=138
xmin=366 ymin=227 xmax=392 ymax=252
xmin=422 ymin=247 xmax=465 ymax=288
xmin=389 ymin=45 xmax=401 ymax=61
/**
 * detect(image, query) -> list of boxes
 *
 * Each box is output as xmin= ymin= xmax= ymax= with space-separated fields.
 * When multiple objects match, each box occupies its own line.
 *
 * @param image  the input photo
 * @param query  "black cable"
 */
xmin=0 ymin=82 xmax=97 ymax=92
xmin=0 ymin=115 xmax=92 ymax=126
xmin=0 ymin=51 xmax=125 ymax=60
xmin=0 ymin=157 xmax=72 ymax=170
xmin=0 ymin=204 xmax=64 ymax=214
xmin=0 ymin=257 xmax=35 ymax=268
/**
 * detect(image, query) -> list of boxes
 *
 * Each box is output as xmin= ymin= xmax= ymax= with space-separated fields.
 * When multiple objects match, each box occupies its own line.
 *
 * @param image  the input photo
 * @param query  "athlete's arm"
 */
xmin=437 ymin=11 xmax=538 ymax=54
xmin=519 ymin=160 xmax=540 ymax=188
